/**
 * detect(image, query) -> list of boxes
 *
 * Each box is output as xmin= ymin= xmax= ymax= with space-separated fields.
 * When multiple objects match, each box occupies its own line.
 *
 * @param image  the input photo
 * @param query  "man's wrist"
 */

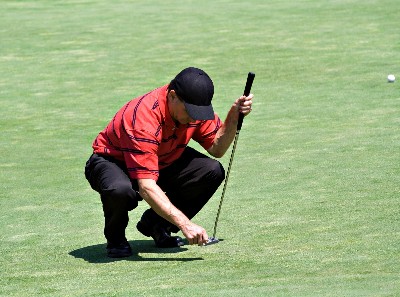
xmin=169 ymin=208 xmax=190 ymax=231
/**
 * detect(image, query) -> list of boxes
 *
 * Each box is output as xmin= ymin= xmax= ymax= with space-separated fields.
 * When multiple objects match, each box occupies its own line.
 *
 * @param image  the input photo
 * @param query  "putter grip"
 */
xmin=237 ymin=72 xmax=255 ymax=131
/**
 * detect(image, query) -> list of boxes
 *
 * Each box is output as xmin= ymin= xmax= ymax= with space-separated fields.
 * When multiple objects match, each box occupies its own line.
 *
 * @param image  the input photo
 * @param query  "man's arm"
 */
xmin=207 ymin=94 xmax=253 ymax=158
xmin=138 ymin=178 xmax=209 ymax=245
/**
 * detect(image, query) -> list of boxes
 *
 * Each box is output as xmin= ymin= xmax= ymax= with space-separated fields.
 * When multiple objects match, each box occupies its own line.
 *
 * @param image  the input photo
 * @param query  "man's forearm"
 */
xmin=207 ymin=94 xmax=253 ymax=158
xmin=137 ymin=178 xmax=209 ymax=245
xmin=138 ymin=178 xmax=190 ymax=230
xmin=207 ymin=105 xmax=239 ymax=158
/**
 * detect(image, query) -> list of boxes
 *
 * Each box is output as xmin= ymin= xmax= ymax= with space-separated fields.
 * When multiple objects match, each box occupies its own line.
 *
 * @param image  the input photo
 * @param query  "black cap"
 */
xmin=170 ymin=67 xmax=215 ymax=120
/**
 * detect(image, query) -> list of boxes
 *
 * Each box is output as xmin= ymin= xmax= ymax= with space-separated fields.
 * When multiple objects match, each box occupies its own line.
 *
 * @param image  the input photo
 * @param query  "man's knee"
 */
xmin=102 ymin=182 xmax=138 ymax=211
xmin=207 ymin=160 xmax=225 ymax=184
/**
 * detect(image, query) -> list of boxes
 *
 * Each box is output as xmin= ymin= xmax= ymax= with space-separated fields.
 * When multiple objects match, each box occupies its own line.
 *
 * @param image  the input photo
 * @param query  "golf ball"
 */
xmin=387 ymin=74 xmax=395 ymax=82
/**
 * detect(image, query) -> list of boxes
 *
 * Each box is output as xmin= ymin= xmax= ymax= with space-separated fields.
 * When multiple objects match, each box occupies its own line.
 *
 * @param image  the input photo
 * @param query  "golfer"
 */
xmin=84 ymin=67 xmax=253 ymax=257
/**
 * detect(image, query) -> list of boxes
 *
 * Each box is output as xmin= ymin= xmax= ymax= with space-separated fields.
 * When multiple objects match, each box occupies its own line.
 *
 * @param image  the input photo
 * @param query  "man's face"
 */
xmin=168 ymin=91 xmax=196 ymax=125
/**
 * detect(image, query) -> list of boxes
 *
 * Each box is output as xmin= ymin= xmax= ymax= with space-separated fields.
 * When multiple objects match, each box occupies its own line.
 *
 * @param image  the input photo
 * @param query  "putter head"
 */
xmin=204 ymin=237 xmax=219 ymax=246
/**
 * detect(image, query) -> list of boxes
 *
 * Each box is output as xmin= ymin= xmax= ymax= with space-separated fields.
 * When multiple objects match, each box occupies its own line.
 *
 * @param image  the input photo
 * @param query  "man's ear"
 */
xmin=167 ymin=89 xmax=177 ymax=100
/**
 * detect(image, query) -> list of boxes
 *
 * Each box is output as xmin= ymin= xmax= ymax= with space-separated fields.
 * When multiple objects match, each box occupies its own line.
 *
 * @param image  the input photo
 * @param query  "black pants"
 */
xmin=84 ymin=147 xmax=225 ymax=244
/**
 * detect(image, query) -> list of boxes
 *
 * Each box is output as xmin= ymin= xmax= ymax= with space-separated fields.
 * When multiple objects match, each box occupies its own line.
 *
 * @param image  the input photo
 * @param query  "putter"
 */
xmin=205 ymin=72 xmax=255 ymax=246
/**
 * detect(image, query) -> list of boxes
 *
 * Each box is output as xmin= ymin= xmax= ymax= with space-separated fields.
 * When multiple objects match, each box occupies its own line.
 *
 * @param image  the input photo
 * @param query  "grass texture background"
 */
xmin=0 ymin=0 xmax=399 ymax=296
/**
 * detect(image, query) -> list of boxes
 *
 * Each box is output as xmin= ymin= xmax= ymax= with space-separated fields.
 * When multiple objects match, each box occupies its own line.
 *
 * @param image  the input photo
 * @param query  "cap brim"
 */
xmin=184 ymin=102 xmax=215 ymax=120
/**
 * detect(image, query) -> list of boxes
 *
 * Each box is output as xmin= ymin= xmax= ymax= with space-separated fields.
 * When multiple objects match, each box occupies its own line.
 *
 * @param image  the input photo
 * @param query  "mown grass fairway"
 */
xmin=1 ymin=0 xmax=399 ymax=296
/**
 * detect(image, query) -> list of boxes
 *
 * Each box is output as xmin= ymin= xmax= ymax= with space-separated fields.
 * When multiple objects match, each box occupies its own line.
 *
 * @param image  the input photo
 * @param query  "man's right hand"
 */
xmin=180 ymin=222 xmax=209 ymax=246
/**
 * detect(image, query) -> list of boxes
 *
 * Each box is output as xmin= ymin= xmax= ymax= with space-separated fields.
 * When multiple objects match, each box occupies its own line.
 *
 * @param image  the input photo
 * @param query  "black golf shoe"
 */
xmin=106 ymin=241 xmax=132 ymax=258
xmin=136 ymin=220 xmax=184 ymax=248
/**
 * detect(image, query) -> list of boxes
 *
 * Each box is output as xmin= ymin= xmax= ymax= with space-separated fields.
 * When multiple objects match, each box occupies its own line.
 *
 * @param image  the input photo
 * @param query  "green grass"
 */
xmin=1 ymin=0 xmax=399 ymax=296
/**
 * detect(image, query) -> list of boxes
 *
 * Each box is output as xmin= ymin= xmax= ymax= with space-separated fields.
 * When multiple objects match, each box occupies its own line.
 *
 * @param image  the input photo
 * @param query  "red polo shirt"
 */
xmin=92 ymin=85 xmax=221 ymax=181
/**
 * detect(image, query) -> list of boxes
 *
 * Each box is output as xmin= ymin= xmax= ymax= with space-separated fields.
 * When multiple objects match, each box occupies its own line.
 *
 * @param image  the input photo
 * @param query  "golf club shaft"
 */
xmin=212 ymin=72 xmax=255 ymax=239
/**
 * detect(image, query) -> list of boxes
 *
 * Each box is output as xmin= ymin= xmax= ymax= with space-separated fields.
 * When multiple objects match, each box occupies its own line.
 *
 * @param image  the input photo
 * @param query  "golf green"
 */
xmin=1 ymin=0 xmax=399 ymax=296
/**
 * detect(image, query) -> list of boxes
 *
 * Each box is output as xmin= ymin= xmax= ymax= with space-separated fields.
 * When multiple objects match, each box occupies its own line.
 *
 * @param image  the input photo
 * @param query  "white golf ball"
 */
xmin=387 ymin=74 xmax=395 ymax=82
